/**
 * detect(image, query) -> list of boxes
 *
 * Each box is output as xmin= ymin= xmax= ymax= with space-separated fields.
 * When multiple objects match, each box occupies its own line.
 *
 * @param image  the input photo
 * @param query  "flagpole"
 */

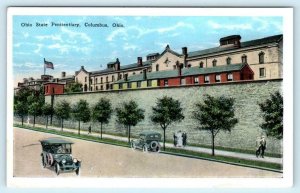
xmin=44 ymin=58 xmax=46 ymax=75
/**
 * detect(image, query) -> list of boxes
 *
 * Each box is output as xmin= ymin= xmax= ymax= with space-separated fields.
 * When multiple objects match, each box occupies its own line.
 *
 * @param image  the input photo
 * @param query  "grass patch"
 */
xmin=14 ymin=124 xmax=282 ymax=172
xmin=164 ymin=147 xmax=282 ymax=171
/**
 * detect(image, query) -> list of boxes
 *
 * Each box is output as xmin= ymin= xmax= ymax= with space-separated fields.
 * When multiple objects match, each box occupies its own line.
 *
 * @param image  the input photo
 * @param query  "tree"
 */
xmin=72 ymin=99 xmax=91 ymax=135
xmin=65 ymin=82 xmax=83 ymax=93
xmin=115 ymin=100 xmax=144 ymax=143
xmin=14 ymin=101 xmax=28 ymax=126
xmin=28 ymin=101 xmax=42 ymax=127
xmin=14 ymin=87 xmax=34 ymax=125
xmin=42 ymin=103 xmax=54 ymax=129
xmin=54 ymin=100 xmax=71 ymax=131
xmin=259 ymin=91 xmax=283 ymax=139
xmin=192 ymin=95 xmax=238 ymax=156
xmin=150 ymin=96 xmax=184 ymax=150
xmin=92 ymin=98 xmax=113 ymax=139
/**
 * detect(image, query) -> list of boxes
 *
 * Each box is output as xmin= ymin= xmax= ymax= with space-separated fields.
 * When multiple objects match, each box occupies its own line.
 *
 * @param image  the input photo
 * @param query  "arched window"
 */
xmin=212 ymin=59 xmax=217 ymax=67
xmin=199 ymin=62 xmax=204 ymax=68
xmin=259 ymin=52 xmax=265 ymax=64
xmin=226 ymin=57 xmax=231 ymax=65
xmin=156 ymin=64 xmax=159 ymax=71
xmin=106 ymin=76 xmax=109 ymax=82
xmin=241 ymin=55 xmax=247 ymax=64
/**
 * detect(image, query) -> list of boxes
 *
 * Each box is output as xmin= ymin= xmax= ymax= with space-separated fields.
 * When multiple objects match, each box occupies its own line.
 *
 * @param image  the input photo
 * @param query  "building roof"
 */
xmin=188 ymin=34 xmax=283 ymax=58
xmin=147 ymin=53 xmax=160 ymax=57
xmin=220 ymin=35 xmax=241 ymax=41
xmin=40 ymin=137 xmax=74 ymax=144
xmin=90 ymin=60 xmax=152 ymax=76
xmin=115 ymin=63 xmax=247 ymax=83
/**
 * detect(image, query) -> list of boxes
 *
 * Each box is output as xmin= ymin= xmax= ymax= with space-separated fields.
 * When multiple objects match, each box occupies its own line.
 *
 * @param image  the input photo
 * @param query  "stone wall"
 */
xmin=44 ymin=80 xmax=283 ymax=154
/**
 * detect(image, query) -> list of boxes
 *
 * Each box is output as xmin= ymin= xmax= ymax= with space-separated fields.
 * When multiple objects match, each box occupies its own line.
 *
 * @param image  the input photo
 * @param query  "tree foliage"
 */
xmin=115 ymin=100 xmax=144 ymax=143
xmin=150 ymin=96 xmax=184 ymax=150
xmin=14 ymin=87 xmax=34 ymax=125
xmin=42 ymin=103 xmax=54 ymax=128
xmin=92 ymin=98 xmax=113 ymax=139
xmin=65 ymin=82 xmax=83 ymax=93
xmin=193 ymin=95 xmax=238 ymax=156
xmin=72 ymin=99 xmax=91 ymax=135
xmin=14 ymin=101 xmax=28 ymax=126
xmin=259 ymin=91 xmax=283 ymax=139
xmin=54 ymin=100 xmax=71 ymax=130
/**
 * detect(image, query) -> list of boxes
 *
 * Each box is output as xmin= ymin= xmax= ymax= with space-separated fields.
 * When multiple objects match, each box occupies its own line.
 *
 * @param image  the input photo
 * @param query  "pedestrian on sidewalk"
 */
xmin=173 ymin=133 xmax=177 ymax=147
xmin=182 ymin=132 xmax=187 ymax=147
xmin=88 ymin=125 xmax=92 ymax=134
xmin=256 ymin=136 xmax=267 ymax=158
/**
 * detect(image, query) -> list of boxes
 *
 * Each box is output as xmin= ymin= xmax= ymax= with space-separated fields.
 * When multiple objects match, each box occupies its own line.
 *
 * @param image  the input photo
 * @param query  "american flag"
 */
xmin=44 ymin=58 xmax=54 ymax=69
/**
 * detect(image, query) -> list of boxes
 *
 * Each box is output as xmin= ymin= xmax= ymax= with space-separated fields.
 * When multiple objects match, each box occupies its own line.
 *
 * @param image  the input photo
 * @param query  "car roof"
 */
xmin=40 ymin=137 xmax=74 ymax=144
xmin=139 ymin=131 xmax=161 ymax=136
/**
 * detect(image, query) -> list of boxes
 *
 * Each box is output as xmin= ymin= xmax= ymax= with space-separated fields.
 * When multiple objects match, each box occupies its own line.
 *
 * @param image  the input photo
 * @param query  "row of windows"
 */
xmin=119 ymin=80 xmax=153 ymax=89
xmin=198 ymin=52 xmax=265 ymax=68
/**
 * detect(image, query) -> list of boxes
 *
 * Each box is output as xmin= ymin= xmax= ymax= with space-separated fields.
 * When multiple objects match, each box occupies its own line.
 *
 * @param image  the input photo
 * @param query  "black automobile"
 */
xmin=40 ymin=137 xmax=81 ymax=175
xmin=131 ymin=131 xmax=161 ymax=152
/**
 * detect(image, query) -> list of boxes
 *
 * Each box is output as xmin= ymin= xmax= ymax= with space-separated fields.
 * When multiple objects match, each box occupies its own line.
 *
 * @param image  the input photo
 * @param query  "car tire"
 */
xmin=55 ymin=163 xmax=60 ymax=176
xmin=75 ymin=168 xmax=80 ymax=176
xmin=142 ymin=145 xmax=148 ymax=153
xmin=150 ymin=141 xmax=158 ymax=151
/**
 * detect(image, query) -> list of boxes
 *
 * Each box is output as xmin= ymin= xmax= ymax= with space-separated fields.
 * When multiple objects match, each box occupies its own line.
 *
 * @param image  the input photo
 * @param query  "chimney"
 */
xmin=176 ymin=61 xmax=182 ymax=76
xmin=124 ymin=74 xmax=128 ymax=81
xmin=137 ymin=57 xmax=143 ymax=67
xmin=143 ymin=69 xmax=147 ymax=80
xmin=61 ymin=72 xmax=66 ymax=78
xmin=182 ymin=47 xmax=188 ymax=56
xmin=115 ymin=58 xmax=120 ymax=71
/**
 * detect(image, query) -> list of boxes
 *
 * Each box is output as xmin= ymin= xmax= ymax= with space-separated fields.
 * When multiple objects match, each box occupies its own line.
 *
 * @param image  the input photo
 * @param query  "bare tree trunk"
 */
xmin=78 ymin=121 xmax=81 ymax=135
xmin=211 ymin=132 xmax=215 ymax=156
xmin=46 ymin=116 xmax=48 ymax=129
xmin=33 ymin=115 xmax=36 ymax=127
xmin=21 ymin=116 xmax=24 ymax=126
xmin=128 ymin=125 xmax=131 ymax=143
xmin=100 ymin=122 xmax=103 ymax=139
xmin=61 ymin=118 xmax=64 ymax=131
xmin=163 ymin=128 xmax=166 ymax=151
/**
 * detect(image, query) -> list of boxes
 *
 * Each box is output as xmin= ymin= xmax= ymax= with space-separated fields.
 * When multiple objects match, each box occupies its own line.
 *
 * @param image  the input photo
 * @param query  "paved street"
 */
xmin=13 ymin=127 xmax=281 ymax=178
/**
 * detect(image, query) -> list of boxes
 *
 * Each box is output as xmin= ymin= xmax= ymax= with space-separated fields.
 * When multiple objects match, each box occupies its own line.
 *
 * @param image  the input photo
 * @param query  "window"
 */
xmin=85 ymin=77 xmax=87 ymax=82
xmin=164 ymin=80 xmax=168 ymax=86
xmin=156 ymin=64 xmax=159 ymax=71
xmin=95 ymin=78 xmax=98 ymax=84
xmin=187 ymin=64 xmax=191 ymax=68
xmin=133 ymin=72 xmax=136 ymax=75
xmin=106 ymin=84 xmax=109 ymax=90
xmin=147 ymin=80 xmax=152 ymax=87
xmin=110 ymin=84 xmax=113 ymax=90
xmin=90 ymin=86 xmax=93 ymax=91
xmin=242 ymin=55 xmax=247 ymax=64
xmin=227 ymin=73 xmax=233 ymax=81
xmin=215 ymin=74 xmax=221 ymax=82
xmin=140 ymin=71 xmax=143 ymax=74
xmin=119 ymin=74 xmax=122 ymax=79
xmin=259 ymin=52 xmax=265 ymax=64
xmin=204 ymin=75 xmax=210 ymax=83
xmin=127 ymin=82 xmax=132 ymax=89
xmin=101 ymin=77 xmax=103 ymax=83
xmin=137 ymin=81 xmax=141 ymax=88
xmin=96 ymin=86 xmax=98 ymax=90
xmin=119 ymin=83 xmax=123 ymax=89
xmin=194 ymin=77 xmax=199 ymax=84
xmin=226 ymin=57 xmax=231 ymax=65
xmin=100 ymin=85 xmax=103 ymax=90
xmin=212 ymin=59 xmax=217 ymax=67
xmin=199 ymin=62 xmax=204 ymax=68
xmin=106 ymin=76 xmax=109 ymax=82
xmin=180 ymin=78 xmax=186 ymax=85
xmin=90 ymin=78 xmax=93 ymax=84
xmin=112 ymin=76 xmax=115 ymax=82
xmin=259 ymin=68 xmax=266 ymax=77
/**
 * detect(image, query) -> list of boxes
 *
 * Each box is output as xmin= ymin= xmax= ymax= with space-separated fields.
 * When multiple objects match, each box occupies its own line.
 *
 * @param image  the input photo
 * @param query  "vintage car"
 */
xmin=131 ymin=131 xmax=161 ymax=152
xmin=40 ymin=137 xmax=81 ymax=175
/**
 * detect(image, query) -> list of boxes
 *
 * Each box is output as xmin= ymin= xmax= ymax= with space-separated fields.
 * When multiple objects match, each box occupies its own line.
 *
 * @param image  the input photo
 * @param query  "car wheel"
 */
xmin=142 ymin=145 xmax=148 ymax=152
xmin=150 ymin=141 xmax=158 ymax=151
xmin=75 ymin=168 xmax=80 ymax=176
xmin=55 ymin=163 xmax=60 ymax=175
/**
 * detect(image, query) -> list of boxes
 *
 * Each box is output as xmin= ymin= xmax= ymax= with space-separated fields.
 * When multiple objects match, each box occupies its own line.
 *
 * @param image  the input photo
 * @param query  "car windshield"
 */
xmin=45 ymin=144 xmax=72 ymax=154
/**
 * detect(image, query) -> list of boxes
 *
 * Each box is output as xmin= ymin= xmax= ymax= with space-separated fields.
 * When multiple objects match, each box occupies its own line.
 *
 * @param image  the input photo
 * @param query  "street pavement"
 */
xmin=16 ymin=122 xmax=282 ymax=165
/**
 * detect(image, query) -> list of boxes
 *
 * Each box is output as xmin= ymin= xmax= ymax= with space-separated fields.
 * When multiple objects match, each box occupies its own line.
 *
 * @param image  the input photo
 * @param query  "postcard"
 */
xmin=7 ymin=7 xmax=293 ymax=188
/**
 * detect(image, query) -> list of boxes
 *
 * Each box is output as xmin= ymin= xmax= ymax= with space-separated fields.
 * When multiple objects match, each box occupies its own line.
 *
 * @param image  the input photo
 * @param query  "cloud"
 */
xmin=106 ymin=22 xmax=195 ymax=41
xmin=155 ymin=42 xmax=170 ymax=49
xmin=123 ymin=43 xmax=138 ymax=51
xmin=208 ymin=20 xmax=252 ymax=30
xmin=48 ymin=43 xmax=91 ymax=55
xmin=34 ymin=44 xmax=44 ymax=55
xmin=36 ymin=34 xmax=62 ymax=42
xmin=61 ymin=27 xmax=91 ymax=43
xmin=22 ymin=32 xmax=29 ymax=38
xmin=251 ymin=17 xmax=282 ymax=32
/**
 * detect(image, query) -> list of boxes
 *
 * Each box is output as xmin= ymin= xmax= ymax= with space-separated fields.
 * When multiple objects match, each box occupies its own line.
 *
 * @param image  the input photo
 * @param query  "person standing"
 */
xmin=182 ymin=132 xmax=187 ymax=147
xmin=88 ymin=125 xmax=92 ymax=134
xmin=260 ymin=136 xmax=267 ymax=158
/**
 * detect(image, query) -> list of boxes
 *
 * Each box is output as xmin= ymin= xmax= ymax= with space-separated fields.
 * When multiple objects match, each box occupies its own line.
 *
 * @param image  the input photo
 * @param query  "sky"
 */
xmin=12 ymin=16 xmax=282 ymax=87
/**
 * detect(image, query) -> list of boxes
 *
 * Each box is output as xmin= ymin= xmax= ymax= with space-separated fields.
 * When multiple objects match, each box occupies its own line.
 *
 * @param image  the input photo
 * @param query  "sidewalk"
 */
xmin=16 ymin=122 xmax=282 ymax=165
